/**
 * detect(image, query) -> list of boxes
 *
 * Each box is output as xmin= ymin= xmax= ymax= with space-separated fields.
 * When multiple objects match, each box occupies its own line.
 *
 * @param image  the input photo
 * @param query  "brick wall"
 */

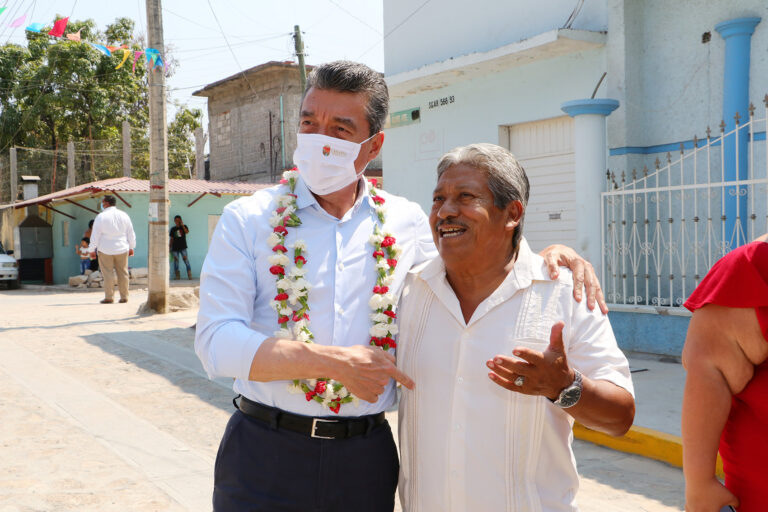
xmin=206 ymin=68 xmax=303 ymax=183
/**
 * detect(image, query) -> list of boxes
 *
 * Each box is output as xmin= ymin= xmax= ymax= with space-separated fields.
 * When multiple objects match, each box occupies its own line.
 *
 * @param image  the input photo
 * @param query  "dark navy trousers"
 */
xmin=213 ymin=409 xmax=399 ymax=512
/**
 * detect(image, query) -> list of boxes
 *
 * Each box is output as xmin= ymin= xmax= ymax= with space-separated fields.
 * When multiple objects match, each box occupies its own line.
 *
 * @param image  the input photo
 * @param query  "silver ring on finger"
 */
xmin=514 ymin=375 xmax=525 ymax=387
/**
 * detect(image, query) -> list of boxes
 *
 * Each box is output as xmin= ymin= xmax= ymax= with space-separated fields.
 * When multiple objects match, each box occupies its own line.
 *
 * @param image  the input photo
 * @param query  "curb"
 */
xmin=573 ymin=423 xmax=724 ymax=478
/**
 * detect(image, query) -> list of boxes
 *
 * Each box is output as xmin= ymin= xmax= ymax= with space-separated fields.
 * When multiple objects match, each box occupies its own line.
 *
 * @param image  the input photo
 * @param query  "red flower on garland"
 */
xmin=372 ymin=250 xmax=385 ymax=258
xmin=383 ymin=310 xmax=397 ymax=319
xmin=305 ymin=391 xmax=316 ymax=401
xmin=314 ymin=380 xmax=327 ymax=394
xmin=370 ymin=337 xmax=382 ymax=346
xmin=274 ymin=225 xmax=288 ymax=235
xmin=275 ymin=292 xmax=289 ymax=301
xmin=381 ymin=236 xmax=396 ymax=247
xmin=387 ymin=258 xmax=398 ymax=268
xmin=269 ymin=265 xmax=285 ymax=275
xmin=295 ymin=255 xmax=307 ymax=265
xmin=278 ymin=315 xmax=290 ymax=324
xmin=292 ymin=312 xmax=309 ymax=322
xmin=382 ymin=337 xmax=396 ymax=348
xmin=373 ymin=285 xmax=389 ymax=294
xmin=368 ymin=178 xmax=378 ymax=187
xmin=272 ymin=244 xmax=288 ymax=252
xmin=276 ymin=207 xmax=287 ymax=214
xmin=329 ymin=400 xmax=341 ymax=414
xmin=372 ymin=196 xmax=385 ymax=205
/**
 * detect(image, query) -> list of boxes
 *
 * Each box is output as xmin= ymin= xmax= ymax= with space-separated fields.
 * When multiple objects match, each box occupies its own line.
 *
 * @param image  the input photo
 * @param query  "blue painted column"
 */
xmin=715 ymin=17 xmax=760 ymax=247
xmin=561 ymin=98 xmax=619 ymax=280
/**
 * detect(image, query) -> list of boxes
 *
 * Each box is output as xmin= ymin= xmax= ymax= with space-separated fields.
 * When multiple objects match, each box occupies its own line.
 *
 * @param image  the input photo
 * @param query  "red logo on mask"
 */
xmin=322 ymin=145 xmax=331 ymax=156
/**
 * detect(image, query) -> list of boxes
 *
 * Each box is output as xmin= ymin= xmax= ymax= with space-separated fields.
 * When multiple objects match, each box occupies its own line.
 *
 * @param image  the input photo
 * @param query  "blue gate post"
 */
xmin=715 ymin=17 xmax=761 ymax=247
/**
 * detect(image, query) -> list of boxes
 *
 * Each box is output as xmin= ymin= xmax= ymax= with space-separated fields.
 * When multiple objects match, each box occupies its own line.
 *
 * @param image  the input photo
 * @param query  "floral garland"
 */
xmin=267 ymin=169 xmax=401 ymax=414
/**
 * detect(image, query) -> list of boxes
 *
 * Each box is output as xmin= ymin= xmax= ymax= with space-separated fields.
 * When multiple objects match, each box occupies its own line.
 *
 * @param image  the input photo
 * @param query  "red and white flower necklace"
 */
xmin=267 ymin=169 xmax=401 ymax=414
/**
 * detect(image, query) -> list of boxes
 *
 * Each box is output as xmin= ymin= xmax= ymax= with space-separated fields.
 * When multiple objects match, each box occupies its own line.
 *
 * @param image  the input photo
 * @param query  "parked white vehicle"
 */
xmin=0 ymin=241 xmax=20 ymax=289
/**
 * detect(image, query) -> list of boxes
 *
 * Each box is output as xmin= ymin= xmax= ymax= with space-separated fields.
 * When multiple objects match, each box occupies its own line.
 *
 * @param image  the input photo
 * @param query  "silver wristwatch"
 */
xmin=550 ymin=369 xmax=583 ymax=408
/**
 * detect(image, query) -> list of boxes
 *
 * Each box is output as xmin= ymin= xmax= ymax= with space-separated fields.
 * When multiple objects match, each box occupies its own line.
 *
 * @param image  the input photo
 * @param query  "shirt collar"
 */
xmin=294 ymin=175 xmax=374 ymax=215
xmin=415 ymin=238 xmax=548 ymax=326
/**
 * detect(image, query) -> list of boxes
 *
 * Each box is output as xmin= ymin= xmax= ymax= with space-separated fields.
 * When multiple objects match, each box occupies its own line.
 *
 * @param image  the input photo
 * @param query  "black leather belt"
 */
xmin=236 ymin=395 xmax=386 ymax=440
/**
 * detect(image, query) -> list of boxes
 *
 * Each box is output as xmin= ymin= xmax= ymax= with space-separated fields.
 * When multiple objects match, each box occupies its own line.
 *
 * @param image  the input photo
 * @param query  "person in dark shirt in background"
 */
xmin=169 ymin=215 xmax=192 ymax=280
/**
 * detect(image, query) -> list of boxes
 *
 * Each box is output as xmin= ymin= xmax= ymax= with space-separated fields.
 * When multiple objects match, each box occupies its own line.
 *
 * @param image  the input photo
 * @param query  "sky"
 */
xmin=1 ymin=0 xmax=386 ymax=129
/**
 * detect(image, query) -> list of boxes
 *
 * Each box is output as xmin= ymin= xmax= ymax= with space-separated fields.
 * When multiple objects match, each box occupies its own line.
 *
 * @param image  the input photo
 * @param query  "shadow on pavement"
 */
xmin=80 ymin=327 xmax=236 ymax=416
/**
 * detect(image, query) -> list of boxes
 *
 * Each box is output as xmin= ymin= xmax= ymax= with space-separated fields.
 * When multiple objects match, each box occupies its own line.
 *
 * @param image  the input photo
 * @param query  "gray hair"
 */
xmin=304 ymin=60 xmax=389 ymax=136
xmin=437 ymin=143 xmax=530 ymax=251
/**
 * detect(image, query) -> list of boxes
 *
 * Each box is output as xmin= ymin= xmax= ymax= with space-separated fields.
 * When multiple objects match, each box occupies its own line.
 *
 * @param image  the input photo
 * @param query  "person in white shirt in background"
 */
xmin=195 ymin=61 xmax=610 ymax=512
xmin=397 ymin=143 xmax=635 ymax=512
xmin=88 ymin=195 xmax=136 ymax=304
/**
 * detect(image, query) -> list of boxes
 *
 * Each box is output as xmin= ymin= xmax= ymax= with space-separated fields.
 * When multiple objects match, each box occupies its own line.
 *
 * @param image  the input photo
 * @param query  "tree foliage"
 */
xmin=168 ymin=104 xmax=202 ymax=179
xmin=0 ymin=16 xmax=200 ymax=191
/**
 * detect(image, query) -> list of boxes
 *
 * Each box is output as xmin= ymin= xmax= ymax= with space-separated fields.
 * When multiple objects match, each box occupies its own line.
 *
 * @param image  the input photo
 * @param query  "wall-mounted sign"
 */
xmin=389 ymin=107 xmax=421 ymax=128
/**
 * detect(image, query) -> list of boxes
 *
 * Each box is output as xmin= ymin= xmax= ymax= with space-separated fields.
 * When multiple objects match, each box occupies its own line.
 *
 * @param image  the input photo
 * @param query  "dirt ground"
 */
xmin=0 ymin=288 xmax=685 ymax=511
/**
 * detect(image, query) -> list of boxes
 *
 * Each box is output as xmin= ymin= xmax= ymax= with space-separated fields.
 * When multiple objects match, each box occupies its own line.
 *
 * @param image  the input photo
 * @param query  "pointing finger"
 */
xmin=392 ymin=367 xmax=415 ymax=390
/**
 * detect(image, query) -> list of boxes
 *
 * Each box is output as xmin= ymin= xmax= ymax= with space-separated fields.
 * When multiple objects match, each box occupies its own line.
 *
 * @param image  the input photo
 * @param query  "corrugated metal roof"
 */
xmin=9 ymin=177 xmax=272 ymax=208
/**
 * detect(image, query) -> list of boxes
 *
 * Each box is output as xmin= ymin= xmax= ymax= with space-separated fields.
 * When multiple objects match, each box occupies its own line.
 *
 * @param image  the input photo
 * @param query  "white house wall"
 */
xmin=384 ymin=0 xmax=607 ymax=76
xmin=383 ymin=48 xmax=605 ymax=211
xmin=606 ymin=0 xmax=768 ymax=173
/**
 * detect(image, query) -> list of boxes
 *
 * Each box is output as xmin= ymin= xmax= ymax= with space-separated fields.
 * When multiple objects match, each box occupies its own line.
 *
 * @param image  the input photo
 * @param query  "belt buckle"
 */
xmin=311 ymin=417 xmax=339 ymax=439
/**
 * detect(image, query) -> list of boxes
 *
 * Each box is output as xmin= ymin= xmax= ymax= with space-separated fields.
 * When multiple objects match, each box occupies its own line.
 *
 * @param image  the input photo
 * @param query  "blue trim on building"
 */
xmin=608 ymin=311 xmax=690 ymax=357
xmin=609 ymin=131 xmax=766 ymax=156
xmin=561 ymin=98 xmax=620 ymax=117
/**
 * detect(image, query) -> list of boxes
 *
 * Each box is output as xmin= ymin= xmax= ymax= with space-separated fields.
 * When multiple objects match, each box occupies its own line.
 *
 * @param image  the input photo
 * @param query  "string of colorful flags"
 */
xmin=3 ymin=10 xmax=167 ymax=72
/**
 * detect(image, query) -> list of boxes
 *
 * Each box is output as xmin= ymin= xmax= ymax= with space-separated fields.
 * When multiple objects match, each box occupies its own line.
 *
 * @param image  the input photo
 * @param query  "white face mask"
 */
xmin=293 ymin=133 xmax=375 ymax=195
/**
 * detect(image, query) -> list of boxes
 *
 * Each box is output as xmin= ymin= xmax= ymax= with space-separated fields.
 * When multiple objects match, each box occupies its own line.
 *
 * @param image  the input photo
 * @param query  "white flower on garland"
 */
xmin=370 ymin=323 xmax=391 ymax=338
xmin=269 ymin=214 xmax=283 ymax=228
xmin=292 ymin=278 xmax=310 ymax=291
xmin=307 ymin=379 xmax=317 ymax=389
xmin=288 ymin=266 xmax=307 ymax=277
xmin=369 ymin=294 xmax=385 ymax=310
xmin=287 ymin=381 xmax=303 ymax=394
xmin=283 ymin=170 xmax=299 ymax=181
xmin=376 ymin=259 xmax=390 ymax=270
xmin=296 ymin=330 xmax=311 ymax=342
xmin=369 ymin=233 xmax=384 ymax=245
xmin=382 ymin=274 xmax=395 ymax=287
xmin=291 ymin=239 xmax=307 ymax=251
xmin=268 ymin=253 xmax=290 ymax=266
xmin=382 ymin=293 xmax=397 ymax=307
xmin=276 ymin=278 xmax=292 ymax=290
xmin=370 ymin=312 xmax=389 ymax=323
xmin=277 ymin=195 xmax=294 ymax=207
xmin=267 ymin=232 xmax=282 ymax=248
xmin=279 ymin=306 xmax=293 ymax=316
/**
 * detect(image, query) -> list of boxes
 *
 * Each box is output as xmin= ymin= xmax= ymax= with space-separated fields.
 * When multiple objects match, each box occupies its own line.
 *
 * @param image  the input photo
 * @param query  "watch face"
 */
xmin=558 ymin=387 xmax=581 ymax=407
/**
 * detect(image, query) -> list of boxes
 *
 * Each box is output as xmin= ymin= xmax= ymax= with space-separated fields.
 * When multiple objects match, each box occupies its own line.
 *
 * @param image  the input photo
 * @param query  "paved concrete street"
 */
xmin=0 ymin=288 xmax=685 ymax=511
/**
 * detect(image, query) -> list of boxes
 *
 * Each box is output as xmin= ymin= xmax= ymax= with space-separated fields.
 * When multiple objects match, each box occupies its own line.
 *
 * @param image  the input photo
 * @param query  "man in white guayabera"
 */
xmin=195 ymin=61 xmax=609 ymax=512
xmin=396 ymin=143 xmax=636 ymax=512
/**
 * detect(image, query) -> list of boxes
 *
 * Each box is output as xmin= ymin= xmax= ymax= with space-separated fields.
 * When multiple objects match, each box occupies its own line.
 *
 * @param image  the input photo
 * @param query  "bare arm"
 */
xmin=754 ymin=232 xmax=768 ymax=242
xmin=248 ymin=338 xmax=414 ymax=403
xmin=540 ymin=244 xmax=608 ymax=314
xmin=682 ymin=305 xmax=767 ymax=511
xmin=488 ymin=322 xmax=634 ymax=436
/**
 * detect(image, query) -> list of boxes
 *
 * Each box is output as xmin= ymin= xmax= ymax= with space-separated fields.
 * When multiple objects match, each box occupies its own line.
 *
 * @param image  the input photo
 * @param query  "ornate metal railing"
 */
xmin=602 ymin=97 xmax=768 ymax=307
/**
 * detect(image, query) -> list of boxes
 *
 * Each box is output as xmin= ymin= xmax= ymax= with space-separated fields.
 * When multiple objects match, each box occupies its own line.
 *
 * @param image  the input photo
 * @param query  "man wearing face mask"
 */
xmin=195 ymin=60 xmax=609 ymax=511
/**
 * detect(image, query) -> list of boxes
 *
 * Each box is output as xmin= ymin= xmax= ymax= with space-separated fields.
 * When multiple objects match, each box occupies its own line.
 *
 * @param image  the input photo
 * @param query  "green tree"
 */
xmin=168 ymin=105 xmax=202 ymax=179
xmin=0 ymin=16 xmax=170 ymax=192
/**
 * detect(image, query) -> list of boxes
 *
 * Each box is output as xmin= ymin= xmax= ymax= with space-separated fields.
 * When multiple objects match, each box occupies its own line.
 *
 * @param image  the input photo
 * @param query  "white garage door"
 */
xmin=500 ymin=116 xmax=576 ymax=253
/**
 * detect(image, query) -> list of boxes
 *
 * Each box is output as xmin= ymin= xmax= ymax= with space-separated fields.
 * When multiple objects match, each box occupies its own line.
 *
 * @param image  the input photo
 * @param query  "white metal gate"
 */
xmin=602 ymin=97 xmax=768 ymax=307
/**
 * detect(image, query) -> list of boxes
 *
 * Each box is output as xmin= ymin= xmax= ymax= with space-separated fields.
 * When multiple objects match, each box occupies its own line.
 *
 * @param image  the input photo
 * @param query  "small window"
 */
xmin=62 ymin=221 xmax=69 ymax=247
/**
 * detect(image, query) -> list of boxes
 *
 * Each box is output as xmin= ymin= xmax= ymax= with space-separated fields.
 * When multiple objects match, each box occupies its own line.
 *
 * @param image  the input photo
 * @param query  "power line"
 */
xmin=205 ymin=0 xmax=256 ymax=95
xmin=357 ymin=0 xmax=432 ymax=60
xmin=325 ymin=0 xmax=382 ymax=35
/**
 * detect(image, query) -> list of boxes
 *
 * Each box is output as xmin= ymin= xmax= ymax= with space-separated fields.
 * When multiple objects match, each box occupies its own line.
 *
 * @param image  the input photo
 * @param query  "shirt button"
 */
xmin=457 ymin=377 xmax=464 ymax=384
xmin=338 ymin=262 xmax=345 ymax=271
xmin=337 ymin=306 xmax=345 ymax=315
xmin=454 ymin=424 xmax=461 ymax=431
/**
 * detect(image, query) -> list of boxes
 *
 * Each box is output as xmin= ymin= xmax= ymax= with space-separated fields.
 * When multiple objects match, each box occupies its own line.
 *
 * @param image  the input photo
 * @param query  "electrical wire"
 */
xmin=205 ymin=0 xmax=256 ymax=95
xmin=356 ymin=0 xmax=431 ymax=60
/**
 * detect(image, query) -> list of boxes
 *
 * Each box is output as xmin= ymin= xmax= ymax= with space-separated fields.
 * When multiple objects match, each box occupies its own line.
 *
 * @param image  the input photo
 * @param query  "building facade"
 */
xmin=382 ymin=0 xmax=768 ymax=356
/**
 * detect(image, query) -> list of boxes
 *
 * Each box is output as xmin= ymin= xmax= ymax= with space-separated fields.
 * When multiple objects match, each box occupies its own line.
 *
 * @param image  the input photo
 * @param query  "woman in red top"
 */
xmin=682 ymin=233 xmax=768 ymax=512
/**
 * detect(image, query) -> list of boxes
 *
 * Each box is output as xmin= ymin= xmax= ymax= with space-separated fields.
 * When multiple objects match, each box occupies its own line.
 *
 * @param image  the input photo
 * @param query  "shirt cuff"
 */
xmin=209 ymin=325 xmax=269 ymax=381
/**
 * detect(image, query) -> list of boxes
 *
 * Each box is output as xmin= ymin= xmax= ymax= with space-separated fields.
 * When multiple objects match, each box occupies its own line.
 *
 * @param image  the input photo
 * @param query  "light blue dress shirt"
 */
xmin=195 ymin=177 xmax=436 ymax=417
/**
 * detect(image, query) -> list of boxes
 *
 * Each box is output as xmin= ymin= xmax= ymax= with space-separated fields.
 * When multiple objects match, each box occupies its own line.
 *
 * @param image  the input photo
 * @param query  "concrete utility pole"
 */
xmin=194 ymin=127 xmax=205 ymax=179
xmin=122 ymin=120 xmax=131 ymax=177
xmin=146 ymin=0 xmax=169 ymax=313
xmin=293 ymin=25 xmax=306 ymax=92
xmin=10 ymin=147 xmax=17 ymax=204
xmin=66 ymin=141 xmax=75 ymax=189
